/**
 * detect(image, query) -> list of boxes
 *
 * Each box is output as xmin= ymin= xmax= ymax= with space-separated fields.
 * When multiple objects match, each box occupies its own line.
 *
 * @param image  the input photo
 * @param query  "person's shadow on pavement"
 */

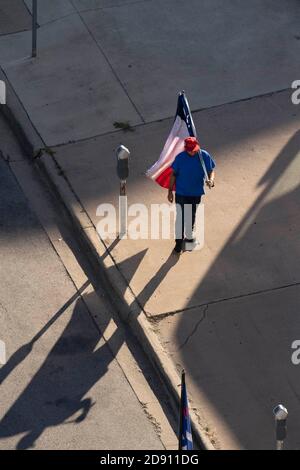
xmin=176 ymin=129 xmax=300 ymax=449
xmin=0 ymin=290 xmax=123 ymax=449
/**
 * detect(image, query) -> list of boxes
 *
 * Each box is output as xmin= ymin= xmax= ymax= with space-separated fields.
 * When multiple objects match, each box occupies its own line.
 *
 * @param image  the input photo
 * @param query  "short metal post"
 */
xmin=273 ymin=404 xmax=288 ymax=450
xmin=120 ymin=180 xmax=126 ymax=197
xmin=32 ymin=0 xmax=38 ymax=58
xmin=116 ymin=145 xmax=130 ymax=239
xmin=119 ymin=182 xmax=127 ymax=238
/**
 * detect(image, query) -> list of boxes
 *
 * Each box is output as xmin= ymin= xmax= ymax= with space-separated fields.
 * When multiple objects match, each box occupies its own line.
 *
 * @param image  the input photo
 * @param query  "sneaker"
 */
xmin=185 ymin=237 xmax=196 ymax=243
xmin=184 ymin=237 xmax=197 ymax=252
xmin=173 ymin=241 xmax=183 ymax=253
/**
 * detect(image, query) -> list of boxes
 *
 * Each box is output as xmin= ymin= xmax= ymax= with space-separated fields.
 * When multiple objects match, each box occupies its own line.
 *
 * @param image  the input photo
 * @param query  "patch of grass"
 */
xmin=113 ymin=121 xmax=134 ymax=132
xmin=43 ymin=146 xmax=56 ymax=157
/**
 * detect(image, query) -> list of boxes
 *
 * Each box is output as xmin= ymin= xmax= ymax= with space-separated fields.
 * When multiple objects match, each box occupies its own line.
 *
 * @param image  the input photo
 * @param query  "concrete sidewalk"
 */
xmin=1 ymin=0 xmax=300 ymax=449
xmin=53 ymin=90 xmax=300 ymax=315
xmin=50 ymin=91 xmax=300 ymax=449
xmin=0 ymin=0 xmax=299 ymax=145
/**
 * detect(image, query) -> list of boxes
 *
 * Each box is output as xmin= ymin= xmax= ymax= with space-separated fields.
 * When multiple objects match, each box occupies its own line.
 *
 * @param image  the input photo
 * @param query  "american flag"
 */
xmin=146 ymin=91 xmax=208 ymax=189
xmin=179 ymin=370 xmax=193 ymax=450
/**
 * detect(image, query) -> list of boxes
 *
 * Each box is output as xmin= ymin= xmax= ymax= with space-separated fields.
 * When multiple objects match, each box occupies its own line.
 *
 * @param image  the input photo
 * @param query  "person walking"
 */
xmin=168 ymin=137 xmax=216 ymax=253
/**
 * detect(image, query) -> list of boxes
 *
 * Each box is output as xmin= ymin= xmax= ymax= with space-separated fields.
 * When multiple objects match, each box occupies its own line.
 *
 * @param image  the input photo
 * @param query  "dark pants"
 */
xmin=175 ymin=194 xmax=201 ymax=243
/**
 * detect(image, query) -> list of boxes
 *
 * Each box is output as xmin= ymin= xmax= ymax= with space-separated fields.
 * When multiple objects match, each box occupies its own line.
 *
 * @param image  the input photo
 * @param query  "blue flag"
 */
xmin=179 ymin=370 xmax=193 ymax=450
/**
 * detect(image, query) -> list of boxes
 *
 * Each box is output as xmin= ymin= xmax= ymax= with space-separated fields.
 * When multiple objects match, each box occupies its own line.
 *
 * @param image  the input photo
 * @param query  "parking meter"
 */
xmin=116 ymin=145 xmax=130 ymax=237
xmin=273 ymin=404 xmax=288 ymax=450
xmin=116 ymin=145 xmax=130 ymax=195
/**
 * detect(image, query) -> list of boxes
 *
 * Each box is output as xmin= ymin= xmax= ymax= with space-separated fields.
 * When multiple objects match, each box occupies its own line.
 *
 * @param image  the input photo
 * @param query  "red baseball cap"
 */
xmin=184 ymin=137 xmax=200 ymax=153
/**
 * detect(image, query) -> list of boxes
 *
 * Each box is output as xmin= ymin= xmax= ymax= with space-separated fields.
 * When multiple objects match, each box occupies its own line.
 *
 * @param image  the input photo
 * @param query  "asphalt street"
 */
xmin=1 ymin=0 xmax=299 ymax=450
xmin=0 ymin=114 xmax=174 ymax=450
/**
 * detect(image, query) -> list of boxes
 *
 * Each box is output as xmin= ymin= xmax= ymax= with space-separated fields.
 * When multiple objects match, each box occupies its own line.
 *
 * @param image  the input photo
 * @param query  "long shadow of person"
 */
xmin=176 ymin=129 xmax=300 ymax=448
xmin=135 ymin=252 xmax=180 ymax=315
xmin=0 ymin=281 xmax=90 ymax=388
xmin=0 ymin=290 xmax=123 ymax=449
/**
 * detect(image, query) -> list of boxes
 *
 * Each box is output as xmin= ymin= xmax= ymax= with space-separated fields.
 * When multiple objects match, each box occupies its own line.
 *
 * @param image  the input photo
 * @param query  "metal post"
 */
xmin=120 ymin=180 xmax=126 ymax=196
xmin=32 ymin=0 xmax=37 ymax=58
xmin=116 ymin=145 xmax=130 ymax=238
xmin=276 ymin=440 xmax=284 ymax=451
xmin=119 ymin=184 xmax=127 ymax=238
xmin=273 ymin=404 xmax=288 ymax=450
xmin=178 ymin=370 xmax=185 ymax=450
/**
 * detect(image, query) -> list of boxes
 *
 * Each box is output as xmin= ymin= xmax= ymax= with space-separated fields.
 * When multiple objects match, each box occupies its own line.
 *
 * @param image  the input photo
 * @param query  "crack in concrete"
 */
xmin=178 ymin=304 xmax=209 ymax=350
xmin=151 ymin=280 xmax=300 ymax=321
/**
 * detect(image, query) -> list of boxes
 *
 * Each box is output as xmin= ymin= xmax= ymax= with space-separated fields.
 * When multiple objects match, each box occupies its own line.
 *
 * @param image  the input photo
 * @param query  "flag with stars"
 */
xmin=179 ymin=370 xmax=193 ymax=450
xmin=146 ymin=91 xmax=208 ymax=189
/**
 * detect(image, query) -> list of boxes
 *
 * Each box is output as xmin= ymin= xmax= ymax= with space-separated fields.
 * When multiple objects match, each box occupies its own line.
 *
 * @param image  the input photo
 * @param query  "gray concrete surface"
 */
xmin=0 ymin=14 xmax=142 ymax=145
xmin=0 ymin=0 xmax=31 ymax=35
xmin=0 ymin=114 xmax=166 ymax=450
xmin=0 ymin=1 xmax=299 ymax=144
xmin=1 ymin=0 xmax=300 ymax=450
xmin=53 ymin=90 xmax=300 ymax=315
xmin=24 ymin=0 xmax=75 ymax=25
xmin=158 ymin=283 xmax=300 ymax=450
xmin=52 ymin=90 xmax=300 ymax=448
xmin=81 ymin=0 xmax=300 ymax=120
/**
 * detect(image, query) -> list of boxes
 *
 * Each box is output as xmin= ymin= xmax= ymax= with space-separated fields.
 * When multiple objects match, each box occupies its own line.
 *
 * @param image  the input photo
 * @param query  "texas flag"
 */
xmin=146 ymin=91 xmax=207 ymax=189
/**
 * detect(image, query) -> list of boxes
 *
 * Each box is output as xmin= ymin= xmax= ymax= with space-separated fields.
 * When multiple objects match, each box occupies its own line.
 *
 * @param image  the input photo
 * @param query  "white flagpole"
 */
xmin=180 ymin=91 xmax=209 ymax=183
xmin=198 ymin=150 xmax=209 ymax=183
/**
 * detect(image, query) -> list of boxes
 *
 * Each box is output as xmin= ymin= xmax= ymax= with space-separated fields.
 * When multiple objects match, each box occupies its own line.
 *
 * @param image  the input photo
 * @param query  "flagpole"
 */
xmin=178 ymin=369 xmax=185 ymax=450
xmin=32 ymin=0 xmax=38 ymax=58
xmin=180 ymin=91 xmax=209 ymax=183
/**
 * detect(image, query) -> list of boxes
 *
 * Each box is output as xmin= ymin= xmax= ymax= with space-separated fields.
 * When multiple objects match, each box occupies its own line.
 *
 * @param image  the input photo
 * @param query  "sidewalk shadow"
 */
xmin=135 ymin=252 xmax=180 ymax=313
xmin=175 ymin=130 xmax=300 ymax=449
xmin=0 ymin=281 xmax=90 ymax=388
xmin=0 ymin=290 xmax=123 ymax=449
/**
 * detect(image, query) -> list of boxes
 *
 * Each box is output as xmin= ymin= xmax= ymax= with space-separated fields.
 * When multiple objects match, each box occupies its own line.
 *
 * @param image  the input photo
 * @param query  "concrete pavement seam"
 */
xmin=73 ymin=5 xmax=145 ymax=124
xmin=48 ymin=87 xmax=291 ymax=150
xmin=0 ymin=66 xmax=45 ymax=155
xmin=0 ymin=28 xmax=32 ymax=37
xmin=5 ymin=143 xmax=177 ymax=448
xmin=35 ymin=12 xmax=79 ymax=29
xmin=0 ymin=68 xmax=215 ymax=451
xmin=37 ymin=155 xmax=214 ymax=450
xmin=150 ymin=281 xmax=300 ymax=320
xmin=72 ymin=0 xmax=154 ymax=14
xmin=22 ymin=0 xmax=32 ymax=16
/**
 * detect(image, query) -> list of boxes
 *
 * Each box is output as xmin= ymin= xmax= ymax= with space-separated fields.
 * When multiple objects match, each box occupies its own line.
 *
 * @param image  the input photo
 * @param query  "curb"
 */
xmin=0 ymin=66 xmax=44 ymax=156
xmin=0 ymin=77 xmax=215 ymax=451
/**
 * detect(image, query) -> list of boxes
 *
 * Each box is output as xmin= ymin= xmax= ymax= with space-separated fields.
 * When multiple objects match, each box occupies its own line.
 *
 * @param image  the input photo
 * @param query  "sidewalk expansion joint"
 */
xmin=73 ymin=4 xmax=146 ymax=124
xmin=50 ymin=87 xmax=292 ymax=151
xmin=35 ymin=12 xmax=79 ymax=29
xmin=71 ymin=0 xmax=153 ymax=14
xmin=150 ymin=280 xmax=300 ymax=321
xmin=0 ymin=66 xmax=46 ymax=147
